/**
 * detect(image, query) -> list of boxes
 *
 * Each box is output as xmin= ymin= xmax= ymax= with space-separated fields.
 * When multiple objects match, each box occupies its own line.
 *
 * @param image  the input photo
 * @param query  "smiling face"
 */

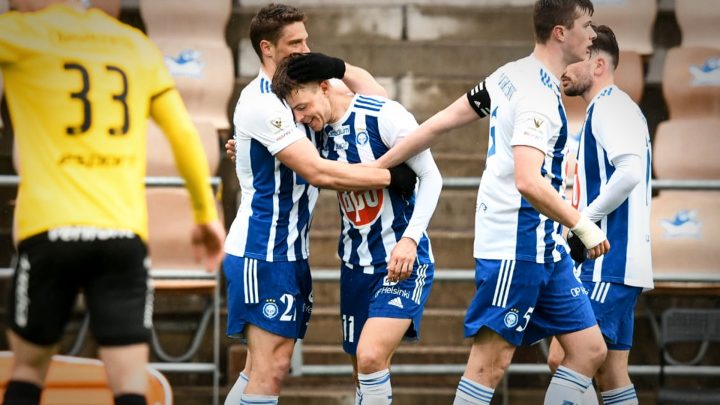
xmin=285 ymin=82 xmax=333 ymax=132
xmin=269 ymin=21 xmax=310 ymax=66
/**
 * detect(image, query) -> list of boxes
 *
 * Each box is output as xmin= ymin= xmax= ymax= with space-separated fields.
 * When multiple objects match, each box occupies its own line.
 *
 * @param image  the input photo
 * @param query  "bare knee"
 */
xmin=356 ymin=345 xmax=388 ymax=374
xmin=547 ymin=347 xmax=564 ymax=374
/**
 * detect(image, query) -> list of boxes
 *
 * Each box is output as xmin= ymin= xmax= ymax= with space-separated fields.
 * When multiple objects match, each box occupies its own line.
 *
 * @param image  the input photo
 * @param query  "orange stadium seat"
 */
xmin=139 ymin=0 xmax=234 ymax=133
xmin=650 ymin=191 xmax=720 ymax=282
xmin=0 ymin=352 xmax=172 ymax=405
xmin=653 ymin=118 xmax=720 ymax=180
xmin=675 ymin=0 xmax=720 ymax=48
xmin=662 ymin=46 xmax=720 ymax=120
xmin=591 ymin=0 xmax=657 ymax=55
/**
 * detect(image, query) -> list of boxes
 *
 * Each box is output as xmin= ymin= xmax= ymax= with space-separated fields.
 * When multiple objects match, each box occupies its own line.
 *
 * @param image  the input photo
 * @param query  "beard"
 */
xmin=563 ymin=77 xmax=592 ymax=97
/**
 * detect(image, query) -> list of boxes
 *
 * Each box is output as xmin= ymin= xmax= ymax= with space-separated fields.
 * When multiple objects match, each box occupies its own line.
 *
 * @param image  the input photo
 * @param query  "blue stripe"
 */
xmin=272 ymin=164 xmax=294 ymax=258
xmin=583 ymin=105 xmax=601 ymax=204
xmin=359 ymin=372 xmax=390 ymax=386
xmin=554 ymin=369 xmax=591 ymax=389
xmin=458 ymin=379 xmax=493 ymax=402
xmin=343 ymin=113 xmax=361 ymax=163
xmin=357 ymin=95 xmax=385 ymax=106
xmin=366 ymin=115 xmax=389 ymax=159
xmin=246 ymin=139 xmax=275 ymax=256
xmin=354 ymin=104 xmax=382 ymax=112
xmin=515 ymin=197 xmax=540 ymax=260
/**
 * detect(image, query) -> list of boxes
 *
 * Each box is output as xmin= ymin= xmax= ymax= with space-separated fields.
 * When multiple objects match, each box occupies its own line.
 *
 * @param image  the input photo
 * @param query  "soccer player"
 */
xmin=373 ymin=1 xmax=612 ymax=404
xmin=0 ymin=1 xmax=226 ymax=405
xmin=222 ymin=5 xmax=415 ymax=404
xmin=547 ymin=25 xmax=653 ymax=405
xmin=273 ymin=52 xmax=443 ymax=404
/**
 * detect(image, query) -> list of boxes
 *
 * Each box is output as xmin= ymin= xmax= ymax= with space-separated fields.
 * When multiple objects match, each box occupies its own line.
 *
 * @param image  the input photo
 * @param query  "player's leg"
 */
xmin=586 ymin=281 xmax=641 ymax=404
xmin=455 ymin=259 xmax=550 ymax=404
xmin=4 ymin=235 xmax=80 ymax=405
xmin=529 ymin=255 xmax=606 ymax=404
xmin=547 ymin=337 xmax=599 ymax=405
xmin=225 ymin=350 xmax=251 ymax=404
xmin=87 ymin=235 xmax=153 ymax=404
xmin=243 ymin=325 xmax=295 ymax=395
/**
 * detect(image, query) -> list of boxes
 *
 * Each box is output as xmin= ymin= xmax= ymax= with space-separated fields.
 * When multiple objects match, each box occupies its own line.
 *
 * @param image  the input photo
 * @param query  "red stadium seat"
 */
xmin=662 ymin=47 xmax=720 ymax=120
xmin=653 ymin=118 xmax=720 ymax=180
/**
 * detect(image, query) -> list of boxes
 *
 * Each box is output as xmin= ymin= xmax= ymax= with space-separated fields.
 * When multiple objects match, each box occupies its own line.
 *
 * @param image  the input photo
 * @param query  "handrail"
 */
xmin=442 ymin=177 xmax=720 ymax=190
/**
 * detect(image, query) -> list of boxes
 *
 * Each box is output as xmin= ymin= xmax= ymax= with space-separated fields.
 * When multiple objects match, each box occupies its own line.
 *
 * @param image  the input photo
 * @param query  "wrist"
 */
xmin=570 ymin=215 xmax=605 ymax=248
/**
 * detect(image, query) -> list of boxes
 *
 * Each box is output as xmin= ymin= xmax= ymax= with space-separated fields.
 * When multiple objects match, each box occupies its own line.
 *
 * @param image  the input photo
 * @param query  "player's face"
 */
xmin=272 ymin=22 xmax=310 ymax=65
xmin=564 ymin=8 xmax=596 ymax=65
xmin=561 ymin=56 xmax=594 ymax=97
xmin=286 ymin=85 xmax=332 ymax=132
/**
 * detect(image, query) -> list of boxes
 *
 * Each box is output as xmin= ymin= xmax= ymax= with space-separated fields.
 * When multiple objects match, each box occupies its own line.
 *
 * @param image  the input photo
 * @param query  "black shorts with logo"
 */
xmin=7 ymin=228 xmax=153 ymax=346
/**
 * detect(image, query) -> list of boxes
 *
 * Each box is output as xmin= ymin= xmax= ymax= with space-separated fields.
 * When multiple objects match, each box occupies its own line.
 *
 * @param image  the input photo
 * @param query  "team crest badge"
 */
xmin=503 ymin=311 xmax=519 ymax=328
xmin=262 ymin=300 xmax=279 ymax=319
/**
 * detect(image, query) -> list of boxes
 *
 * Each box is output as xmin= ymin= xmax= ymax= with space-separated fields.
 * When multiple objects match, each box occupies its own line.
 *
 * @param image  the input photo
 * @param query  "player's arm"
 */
xmin=275 ymin=137 xmax=391 ymax=191
xmin=375 ymin=80 xmax=491 ymax=169
xmin=340 ymin=62 xmax=387 ymax=97
xmin=284 ymin=52 xmax=387 ymax=97
xmin=582 ymin=153 xmax=642 ymax=223
xmin=513 ymin=145 xmax=609 ymax=259
xmin=150 ymin=89 xmax=225 ymax=271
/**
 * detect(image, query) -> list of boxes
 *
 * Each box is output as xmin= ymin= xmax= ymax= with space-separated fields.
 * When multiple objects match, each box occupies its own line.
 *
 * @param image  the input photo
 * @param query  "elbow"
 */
xmin=515 ymin=176 xmax=535 ymax=198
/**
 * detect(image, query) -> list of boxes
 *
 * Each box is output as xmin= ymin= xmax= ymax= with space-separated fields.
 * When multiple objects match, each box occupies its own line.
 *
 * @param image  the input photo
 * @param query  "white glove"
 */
xmin=570 ymin=215 xmax=606 ymax=249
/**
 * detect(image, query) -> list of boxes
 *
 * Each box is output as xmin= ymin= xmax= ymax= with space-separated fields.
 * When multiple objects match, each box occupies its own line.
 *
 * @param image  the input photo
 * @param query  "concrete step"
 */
xmin=308 ymin=229 xmax=475 ymax=269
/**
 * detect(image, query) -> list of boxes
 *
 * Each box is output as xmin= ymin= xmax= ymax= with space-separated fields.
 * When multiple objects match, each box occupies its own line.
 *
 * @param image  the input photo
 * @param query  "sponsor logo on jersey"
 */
xmin=262 ymin=300 xmax=279 ymax=319
xmin=333 ymin=139 xmax=349 ymax=151
xmin=338 ymin=189 xmax=384 ymax=227
xmin=327 ymin=126 xmax=351 ymax=137
xmin=164 ymin=49 xmax=205 ymax=79
xmin=503 ymin=309 xmax=519 ymax=328
xmin=689 ymin=57 xmax=720 ymax=86
xmin=387 ymin=297 xmax=404 ymax=309
xmin=533 ymin=117 xmax=544 ymax=128
xmin=660 ymin=210 xmax=703 ymax=239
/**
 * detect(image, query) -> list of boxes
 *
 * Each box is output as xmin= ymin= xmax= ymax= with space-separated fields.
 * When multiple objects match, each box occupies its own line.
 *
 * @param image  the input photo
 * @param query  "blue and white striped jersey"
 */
xmin=320 ymin=95 xmax=441 ymax=274
xmin=472 ymin=55 xmax=570 ymax=263
xmin=225 ymin=70 xmax=320 ymax=262
xmin=573 ymin=85 xmax=653 ymax=289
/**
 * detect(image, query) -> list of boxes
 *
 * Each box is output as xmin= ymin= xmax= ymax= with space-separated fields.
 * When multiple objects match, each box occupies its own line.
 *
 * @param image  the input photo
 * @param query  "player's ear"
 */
xmin=319 ymin=80 xmax=331 ymax=94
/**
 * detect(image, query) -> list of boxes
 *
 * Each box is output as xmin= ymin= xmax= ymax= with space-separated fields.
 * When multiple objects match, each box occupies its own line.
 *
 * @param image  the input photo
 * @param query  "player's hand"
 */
xmin=570 ymin=215 xmax=610 ymax=260
xmin=287 ymin=52 xmax=346 ymax=82
xmin=191 ymin=220 xmax=226 ymax=272
xmin=225 ymin=139 xmax=237 ymax=162
xmin=387 ymin=237 xmax=417 ymax=282
xmin=388 ymin=163 xmax=417 ymax=198
xmin=566 ymin=231 xmax=587 ymax=264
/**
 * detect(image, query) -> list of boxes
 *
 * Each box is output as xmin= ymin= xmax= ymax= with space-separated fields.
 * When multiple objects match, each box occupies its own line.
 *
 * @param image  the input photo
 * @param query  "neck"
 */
xmin=329 ymin=92 xmax=354 ymax=124
xmin=532 ymin=42 xmax=566 ymax=80
xmin=582 ymin=75 xmax=614 ymax=104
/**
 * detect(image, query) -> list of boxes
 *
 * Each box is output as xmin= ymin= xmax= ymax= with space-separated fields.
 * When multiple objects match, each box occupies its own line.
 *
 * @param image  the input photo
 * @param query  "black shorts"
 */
xmin=7 ymin=228 xmax=153 ymax=346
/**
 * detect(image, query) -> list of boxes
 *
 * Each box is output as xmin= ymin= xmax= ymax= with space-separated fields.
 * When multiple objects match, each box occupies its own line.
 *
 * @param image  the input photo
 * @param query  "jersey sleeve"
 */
xmin=377 ymin=100 xmax=420 ymax=148
xmin=0 ymin=13 xmax=28 ymax=64
xmin=243 ymin=99 xmax=307 ymax=156
xmin=592 ymin=96 xmax=647 ymax=162
xmin=466 ymin=79 xmax=492 ymax=118
xmin=510 ymin=94 xmax=555 ymax=152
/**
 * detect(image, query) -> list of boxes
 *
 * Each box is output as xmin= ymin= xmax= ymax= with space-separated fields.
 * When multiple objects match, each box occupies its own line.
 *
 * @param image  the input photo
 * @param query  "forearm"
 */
xmin=402 ymin=151 xmax=442 ymax=242
xmin=517 ymin=176 xmax=580 ymax=228
xmin=342 ymin=63 xmax=388 ymax=97
xmin=151 ymin=90 xmax=218 ymax=223
xmin=583 ymin=154 xmax=642 ymax=222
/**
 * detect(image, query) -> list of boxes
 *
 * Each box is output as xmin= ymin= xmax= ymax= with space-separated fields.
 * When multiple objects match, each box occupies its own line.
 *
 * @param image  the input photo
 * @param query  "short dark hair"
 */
xmin=590 ymin=24 xmax=619 ymax=70
xmin=249 ymin=3 xmax=305 ymax=59
xmin=533 ymin=0 xmax=594 ymax=44
xmin=272 ymin=53 xmax=311 ymax=101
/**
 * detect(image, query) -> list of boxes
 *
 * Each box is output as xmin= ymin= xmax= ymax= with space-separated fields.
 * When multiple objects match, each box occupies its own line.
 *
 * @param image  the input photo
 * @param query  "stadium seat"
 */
xmin=662 ymin=46 xmax=720 ymax=120
xmin=653 ymin=118 xmax=720 ymax=180
xmin=139 ymin=0 xmax=234 ymax=133
xmin=89 ymin=0 xmax=120 ymax=18
xmin=650 ymin=191 xmax=720 ymax=282
xmin=591 ymin=0 xmax=657 ymax=55
xmin=0 ymin=0 xmax=7 ymax=14
xmin=0 ymin=351 xmax=173 ymax=405
xmin=675 ymin=0 xmax=720 ymax=48
xmin=656 ymin=308 xmax=720 ymax=404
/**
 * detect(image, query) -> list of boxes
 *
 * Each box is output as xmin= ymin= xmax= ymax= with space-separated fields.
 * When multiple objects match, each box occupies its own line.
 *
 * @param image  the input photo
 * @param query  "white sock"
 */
xmin=239 ymin=393 xmax=278 ymax=405
xmin=355 ymin=386 xmax=363 ymax=405
xmin=358 ymin=369 xmax=392 ymax=405
xmin=601 ymin=385 xmax=638 ymax=405
xmin=453 ymin=376 xmax=494 ymax=405
xmin=224 ymin=372 xmax=249 ymax=405
xmin=544 ymin=365 xmax=593 ymax=405
xmin=582 ymin=384 xmax=599 ymax=405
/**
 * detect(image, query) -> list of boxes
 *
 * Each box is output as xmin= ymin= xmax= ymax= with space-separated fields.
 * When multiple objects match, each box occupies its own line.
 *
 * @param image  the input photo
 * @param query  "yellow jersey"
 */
xmin=0 ymin=4 xmax=218 ymax=242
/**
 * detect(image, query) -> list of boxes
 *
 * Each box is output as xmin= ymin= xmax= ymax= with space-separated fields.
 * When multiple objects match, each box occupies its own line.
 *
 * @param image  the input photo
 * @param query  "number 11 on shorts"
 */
xmin=342 ymin=314 xmax=355 ymax=343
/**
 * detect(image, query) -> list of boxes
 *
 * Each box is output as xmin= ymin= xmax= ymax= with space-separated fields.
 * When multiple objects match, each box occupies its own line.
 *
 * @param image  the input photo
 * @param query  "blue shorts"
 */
xmin=584 ymin=280 xmax=642 ymax=350
xmin=339 ymin=262 xmax=434 ymax=355
xmin=224 ymin=254 xmax=313 ymax=340
xmin=465 ymin=255 xmax=597 ymax=346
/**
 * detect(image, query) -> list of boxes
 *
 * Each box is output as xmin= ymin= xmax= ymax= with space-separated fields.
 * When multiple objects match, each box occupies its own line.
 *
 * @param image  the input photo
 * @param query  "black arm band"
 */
xmin=466 ymin=80 xmax=492 ymax=118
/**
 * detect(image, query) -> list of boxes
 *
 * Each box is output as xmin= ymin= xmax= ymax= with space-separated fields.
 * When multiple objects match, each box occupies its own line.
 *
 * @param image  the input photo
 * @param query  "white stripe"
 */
xmin=413 ymin=264 xmax=427 ymax=304
xmin=600 ymin=282 xmax=611 ymax=304
xmin=498 ymin=260 xmax=513 ymax=308
xmin=243 ymin=258 xmax=250 ymax=304
xmin=252 ymin=259 xmax=259 ymax=304
xmin=502 ymin=260 xmax=516 ymax=308
xmin=590 ymin=281 xmax=601 ymax=301
xmin=492 ymin=260 xmax=506 ymax=307
xmin=266 ymin=168 xmax=281 ymax=261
